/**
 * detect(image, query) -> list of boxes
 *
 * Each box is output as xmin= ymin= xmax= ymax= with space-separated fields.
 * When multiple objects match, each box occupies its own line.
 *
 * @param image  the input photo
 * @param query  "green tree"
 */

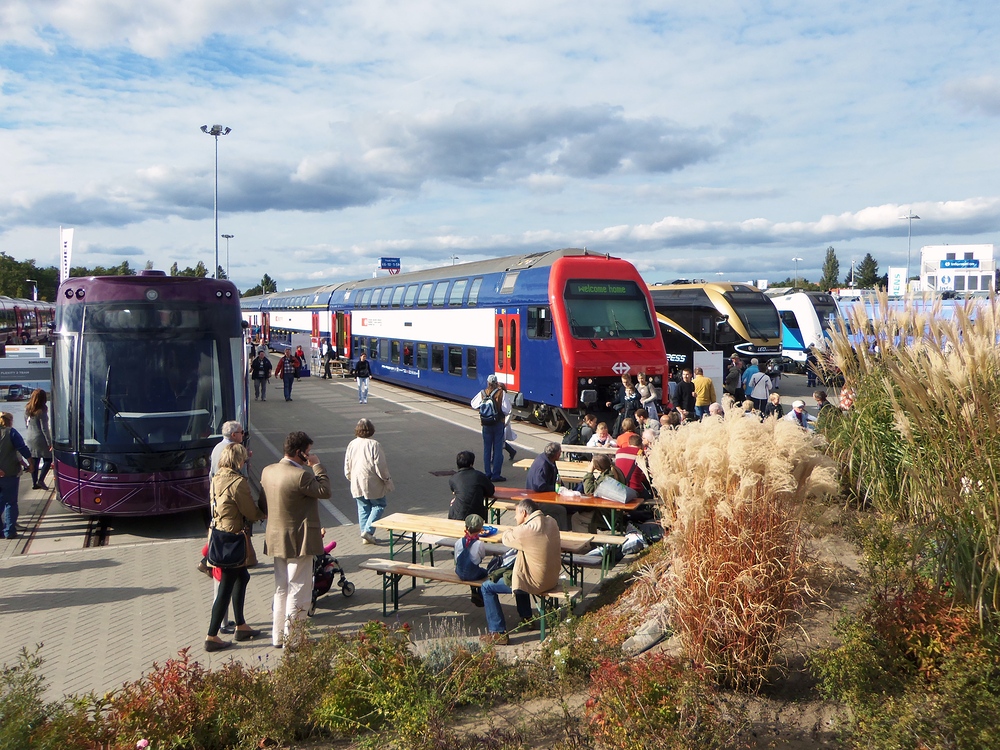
xmin=819 ymin=246 xmax=840 ymax=290
xmin=169 ymin=262 xmax=179 ymax=276
xmin=216 ymin=265 xmax=228 ymax=280
xmin=771 ymin=276 xmax=822 ymax=291
xmin=175 ymin=261 xmax=210 ymax=278
xmin=260 ymin=273 xmax=277 ymax=294
xmin=855 ymin=253 xmax=881 ymax=289
xmin=242 ymin=284 xmax=263 ymax=296
xmin=0 ymin=253 xmax=59 ymax=300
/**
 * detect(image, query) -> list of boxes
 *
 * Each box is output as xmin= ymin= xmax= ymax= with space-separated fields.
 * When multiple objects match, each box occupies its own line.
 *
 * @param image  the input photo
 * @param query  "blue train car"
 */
xmin=244 ymin=249 xmax=668 ymax=430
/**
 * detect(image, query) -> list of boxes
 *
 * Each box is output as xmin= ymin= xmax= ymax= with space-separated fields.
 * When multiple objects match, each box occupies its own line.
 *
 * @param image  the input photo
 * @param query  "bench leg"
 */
xmin=379 ymin=571 xmax=403 ymax=616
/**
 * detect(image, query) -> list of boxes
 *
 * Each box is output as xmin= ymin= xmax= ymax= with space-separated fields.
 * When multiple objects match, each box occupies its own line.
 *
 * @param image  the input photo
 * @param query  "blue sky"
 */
xmin=2 ymin=0 xmax=1000 ymax=291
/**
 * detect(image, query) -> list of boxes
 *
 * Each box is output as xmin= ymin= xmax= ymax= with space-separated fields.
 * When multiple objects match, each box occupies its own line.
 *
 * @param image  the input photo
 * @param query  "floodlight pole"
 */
xmin=792 ymin=257 xmax=803 ymax=289
xmin=222 ymin=234 xmax=234 ymax=278
xmin=201 ymin=124 xmax=232 ymax=279
xmin=899 ymin=210 xmax=920 ymax=287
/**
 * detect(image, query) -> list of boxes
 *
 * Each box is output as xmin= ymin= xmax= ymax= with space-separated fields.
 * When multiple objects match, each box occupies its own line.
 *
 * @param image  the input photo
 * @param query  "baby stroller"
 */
xmin=308 ymin=540 xmax=355 ymax=616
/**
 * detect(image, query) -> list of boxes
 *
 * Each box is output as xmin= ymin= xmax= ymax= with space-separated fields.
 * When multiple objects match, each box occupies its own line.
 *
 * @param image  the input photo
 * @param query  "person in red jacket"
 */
xmin=273 ymin=348 xmax=301 ymax=401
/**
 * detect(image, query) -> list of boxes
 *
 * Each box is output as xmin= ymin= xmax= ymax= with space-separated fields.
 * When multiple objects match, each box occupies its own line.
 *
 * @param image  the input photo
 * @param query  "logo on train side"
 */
xmin=612 ymin=362 xmax=631 ymax=375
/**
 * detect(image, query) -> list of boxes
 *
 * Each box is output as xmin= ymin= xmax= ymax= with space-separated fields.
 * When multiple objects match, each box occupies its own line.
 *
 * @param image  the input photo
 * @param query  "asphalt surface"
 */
xmin=0 ymin=363 xmax=829 ymax=699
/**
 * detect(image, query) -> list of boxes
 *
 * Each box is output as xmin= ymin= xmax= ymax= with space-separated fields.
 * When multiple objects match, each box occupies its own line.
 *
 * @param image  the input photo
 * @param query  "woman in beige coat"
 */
xmin=205 ymin=443 xmax=266 ymax=652
xmin=344 ymin=418 xmax=394 ymax=544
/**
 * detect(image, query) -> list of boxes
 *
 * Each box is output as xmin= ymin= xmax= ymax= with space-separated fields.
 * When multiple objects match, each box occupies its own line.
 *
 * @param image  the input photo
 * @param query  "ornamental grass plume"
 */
xmin=648 ymin=413 xmax=836 ymax=690
xmin=826 ymin=291 xmax=1000 ymax=621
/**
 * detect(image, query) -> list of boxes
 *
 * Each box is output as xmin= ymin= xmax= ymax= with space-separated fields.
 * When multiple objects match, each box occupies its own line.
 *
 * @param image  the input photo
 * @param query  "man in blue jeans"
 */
xmin=0 ymin=412 xmax=33 ymax=539
xmin=480 ymin=498 xmax=562 ymax=645
xmin=470 ymin=374 xmax=511 ymax=482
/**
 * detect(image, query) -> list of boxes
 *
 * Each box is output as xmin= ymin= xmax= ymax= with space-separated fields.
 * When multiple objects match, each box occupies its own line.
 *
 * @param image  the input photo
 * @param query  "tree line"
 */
xmin=0 ymin=253 xmax=277 ymax=300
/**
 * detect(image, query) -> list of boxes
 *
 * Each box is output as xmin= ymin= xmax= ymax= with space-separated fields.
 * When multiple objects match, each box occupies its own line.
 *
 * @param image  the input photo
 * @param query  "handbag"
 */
xmin=207 ymin=526 xmax=248 ymax=568
xmin=594 ymin=476 xmax=638 ymax=504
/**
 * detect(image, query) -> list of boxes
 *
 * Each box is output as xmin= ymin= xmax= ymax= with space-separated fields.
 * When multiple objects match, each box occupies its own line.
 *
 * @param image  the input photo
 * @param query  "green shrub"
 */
xmin=585 ymin=653 xmax=735 ymax=750
xmin=0 ymin=648 xmax=48 ymax=750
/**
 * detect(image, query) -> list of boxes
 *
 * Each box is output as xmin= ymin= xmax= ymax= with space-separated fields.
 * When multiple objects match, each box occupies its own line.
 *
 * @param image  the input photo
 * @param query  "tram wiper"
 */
xmin=100 ymin=394 xmax=154 ymax=453
xmin=570 ymin=315 xmax=598 ymax=349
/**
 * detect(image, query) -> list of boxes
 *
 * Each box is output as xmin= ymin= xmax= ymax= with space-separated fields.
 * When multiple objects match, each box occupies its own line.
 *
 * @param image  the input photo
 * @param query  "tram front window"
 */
xmin=76 ymin=302 xmax=241 ymax=452
xmin=564 ymin=280 xmax=654 ymax=339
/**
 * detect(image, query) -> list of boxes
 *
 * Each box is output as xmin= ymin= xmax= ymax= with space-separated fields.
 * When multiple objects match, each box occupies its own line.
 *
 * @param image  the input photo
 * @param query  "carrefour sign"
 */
xmin=940 ymin=259 xmax=980 ymax=269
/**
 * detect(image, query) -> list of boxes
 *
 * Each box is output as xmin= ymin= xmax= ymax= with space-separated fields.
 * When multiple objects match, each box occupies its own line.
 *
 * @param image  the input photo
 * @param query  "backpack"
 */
xmin=478 ymin=390 xmax=500 ymax=426
xmin=562 ymin=422 xmax=583 ymax=446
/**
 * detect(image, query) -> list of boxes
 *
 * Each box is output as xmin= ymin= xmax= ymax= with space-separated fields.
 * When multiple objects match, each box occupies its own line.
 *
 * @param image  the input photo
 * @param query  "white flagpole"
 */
xmin=59 ymin=227 xmax=74 ymax=284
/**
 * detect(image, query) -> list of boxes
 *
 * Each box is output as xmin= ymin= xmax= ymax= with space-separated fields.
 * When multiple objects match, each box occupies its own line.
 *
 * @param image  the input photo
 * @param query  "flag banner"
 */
xmin=59 ymin=227 xmax=75 ymax=283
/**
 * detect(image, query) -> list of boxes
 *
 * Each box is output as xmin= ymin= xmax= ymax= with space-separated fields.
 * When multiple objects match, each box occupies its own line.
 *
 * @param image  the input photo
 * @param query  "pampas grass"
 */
xmin=648 ymin=414 xmax=836 ymax=689
xmin=826 ymin=292 xmax=1000 ymax=621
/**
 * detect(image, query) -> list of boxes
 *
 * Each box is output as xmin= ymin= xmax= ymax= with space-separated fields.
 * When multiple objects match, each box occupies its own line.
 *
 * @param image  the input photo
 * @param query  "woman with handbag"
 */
xmin=205 ymin=443 xmax=266 ymax=652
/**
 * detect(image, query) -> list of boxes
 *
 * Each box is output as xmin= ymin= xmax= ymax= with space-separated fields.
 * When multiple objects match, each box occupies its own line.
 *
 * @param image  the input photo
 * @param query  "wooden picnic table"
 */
xmin=491 ymin=487 xmax=643 ymax=532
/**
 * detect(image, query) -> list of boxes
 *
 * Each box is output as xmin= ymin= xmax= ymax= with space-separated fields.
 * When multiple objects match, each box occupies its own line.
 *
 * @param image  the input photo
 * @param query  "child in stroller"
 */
xmin=309 ymin=539 xmax=355 ymax=616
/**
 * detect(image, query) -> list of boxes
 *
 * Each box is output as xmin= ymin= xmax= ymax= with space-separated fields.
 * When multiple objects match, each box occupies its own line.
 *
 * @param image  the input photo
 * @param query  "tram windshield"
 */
xmin=723 ymin=291 xmax=781 ymax=340
xmin=62 ymin=301 xmax=243 ymax=452
xmin=563 ymin=280 xmax=655 ymax=339
xmin=813 ymin=300 xmax=841 ymax=333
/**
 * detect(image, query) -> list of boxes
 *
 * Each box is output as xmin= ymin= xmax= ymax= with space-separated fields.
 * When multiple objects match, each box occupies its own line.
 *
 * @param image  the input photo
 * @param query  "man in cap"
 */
xmin=784 ymin=399 xmax=817 ymax=429
xmin=470 ymin=374 xmax=511 ymax=482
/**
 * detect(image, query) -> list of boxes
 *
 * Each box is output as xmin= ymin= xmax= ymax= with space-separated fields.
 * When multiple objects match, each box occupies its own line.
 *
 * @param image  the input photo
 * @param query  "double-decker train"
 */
xmin=52 ymin=272 xmax=247 ymax=515
xmin=647 ymin=281 xmax=783 ymax=372
xmin=241 ymin=249 xmax=667 ymax=430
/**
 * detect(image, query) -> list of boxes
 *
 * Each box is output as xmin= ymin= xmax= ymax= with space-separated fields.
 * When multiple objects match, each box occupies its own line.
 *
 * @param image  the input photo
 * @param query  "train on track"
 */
xmin=52 ymin=272 xmax=247 ymax=515
xmin=241 ymin=249 xmax=668 ymax=430
xmin=766 ymin=290 xmax=845 ymax=367
xmin=0 ymin=295 xmax=55 ymax=345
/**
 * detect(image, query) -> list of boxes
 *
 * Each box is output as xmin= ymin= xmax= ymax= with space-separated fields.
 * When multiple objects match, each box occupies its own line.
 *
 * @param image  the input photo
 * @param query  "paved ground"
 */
xmin=0 ymin=367 xmax=830 ymax=699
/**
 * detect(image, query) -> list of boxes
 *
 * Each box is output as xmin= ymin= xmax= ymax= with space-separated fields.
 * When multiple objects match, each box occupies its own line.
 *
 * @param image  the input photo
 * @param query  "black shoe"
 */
xmin=220 ymin=624 xmax=236 ymax=634
xmin=493 ymin=476 xmax=507 ymax=483
xmin=234 ymin=627 xmax=263 ymax=642
xmin=506 ymin=448 xmax=517 ymax=461
xmin=204 ymin=639 xmax=232 ymax=652
xmin=471 ymin=592 xmax=485 ymax=607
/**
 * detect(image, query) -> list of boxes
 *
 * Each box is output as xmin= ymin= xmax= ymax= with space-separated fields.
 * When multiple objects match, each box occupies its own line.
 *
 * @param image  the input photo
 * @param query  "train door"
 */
xmin=494 ymin=311 xmax=521 ymax=391
xmin=336 ymin=312 xmax=350 ymax=358
xmin=261 ymin=312 xmax=270 ymax=345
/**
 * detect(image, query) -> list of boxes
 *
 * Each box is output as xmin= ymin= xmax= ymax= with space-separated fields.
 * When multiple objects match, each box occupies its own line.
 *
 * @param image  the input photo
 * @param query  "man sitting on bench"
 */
xmin=480 ymin=498 xmax=561 ymax=646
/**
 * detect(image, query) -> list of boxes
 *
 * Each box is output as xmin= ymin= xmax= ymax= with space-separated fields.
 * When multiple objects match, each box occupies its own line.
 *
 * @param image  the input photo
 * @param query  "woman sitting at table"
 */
xmin=573 ymin=454 xmax=627 ymax=533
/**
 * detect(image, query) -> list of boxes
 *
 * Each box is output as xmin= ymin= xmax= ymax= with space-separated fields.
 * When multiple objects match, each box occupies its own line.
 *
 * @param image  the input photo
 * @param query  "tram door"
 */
xmin=494 ymin=311 xmax=521 ymax=391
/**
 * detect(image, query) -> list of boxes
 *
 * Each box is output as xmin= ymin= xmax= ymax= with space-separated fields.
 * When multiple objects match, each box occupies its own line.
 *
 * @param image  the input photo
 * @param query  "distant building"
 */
xmin=920 ymin=244 xmax=995 ymax=294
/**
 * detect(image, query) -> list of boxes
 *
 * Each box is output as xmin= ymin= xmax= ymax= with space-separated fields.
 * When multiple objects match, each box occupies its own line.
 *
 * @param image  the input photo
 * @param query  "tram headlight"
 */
xmin=75 ymin=289 xmax=85 ymax=299
xmin=80 ymin=457 xmax=91 ymax=471
xmin=216 ymin=290 xmax=223 ymax=297
xmin=64 ymin=288 xmax=75 ymax=298
xmin=145 ymin=289 xmax=159 ymax=301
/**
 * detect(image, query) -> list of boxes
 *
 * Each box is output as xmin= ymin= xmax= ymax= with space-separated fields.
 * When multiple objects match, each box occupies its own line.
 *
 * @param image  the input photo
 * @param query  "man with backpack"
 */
xmin=470 ymin=374 xmax=511 ymax=482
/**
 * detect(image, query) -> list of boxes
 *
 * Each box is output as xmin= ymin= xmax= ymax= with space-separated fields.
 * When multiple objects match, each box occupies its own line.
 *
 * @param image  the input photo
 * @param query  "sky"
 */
xmin=2 ymin=1 xmax=1000 ymax=293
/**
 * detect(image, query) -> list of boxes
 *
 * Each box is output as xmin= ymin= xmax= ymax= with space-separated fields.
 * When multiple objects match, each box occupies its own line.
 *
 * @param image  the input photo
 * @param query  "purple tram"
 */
xmin=51 ymin=272 xmax=247 ymax=515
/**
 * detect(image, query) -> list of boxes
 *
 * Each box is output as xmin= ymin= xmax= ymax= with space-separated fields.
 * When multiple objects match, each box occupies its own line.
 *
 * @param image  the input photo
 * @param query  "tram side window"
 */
xmin=431 ymin=344 xmax=444 ymax=372
xmin=403 ymin=341 xmax=414 ymax=366
xmin=391 ymin=340 xmax=400 ymax=363
xmin=368 ymin=338 xmax=378 ymax=359
xmin=527 ymin=306 xmax=552 ymax=339
xmin=448 ymin=346 xmax=462 ymax=375
xmin=432 ymin=282 xmax=449 ymax=307
xmin=380 ymin=338 xmax=389 ymax=362
xmin=467 ymin=347 xmax=477 ymax=378
xmin=368 ymin=289 xmax=380 ymax=308
xmin=416 ymin=342 xmax=429 ymax=369
xmin=448 ymin=279 xmax=468 ymax=307
xmin=417 ymin=283 xmax=433 ymax=306
xmin=403 ymin=285 xmax=418 ymax=307
xmin=391 ymin=286 xmax=405 ymax=308
xmin=379 ymin=287 xmax=393 ymax=308
xmin=359 ymin=289 xmax=372 ymax=308
xmin=468 ymin=278 xmax=483 ymax=306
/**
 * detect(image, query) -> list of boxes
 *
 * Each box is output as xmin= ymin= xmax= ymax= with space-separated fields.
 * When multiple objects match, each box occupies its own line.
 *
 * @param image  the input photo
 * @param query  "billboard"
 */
xmin=887 ymin=267 xmax=906 ymax=296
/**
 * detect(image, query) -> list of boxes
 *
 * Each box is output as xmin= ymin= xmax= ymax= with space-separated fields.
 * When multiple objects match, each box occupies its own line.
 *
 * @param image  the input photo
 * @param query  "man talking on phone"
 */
xmin=260 ymin=431 xmax=331 ymax=648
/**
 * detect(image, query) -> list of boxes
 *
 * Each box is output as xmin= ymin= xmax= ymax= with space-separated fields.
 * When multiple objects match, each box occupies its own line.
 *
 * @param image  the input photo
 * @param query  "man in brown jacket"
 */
xmin=261 ymin=431 xmax=331 ymax=647
xmin=480 ymin=498 xmax=561 ymax=645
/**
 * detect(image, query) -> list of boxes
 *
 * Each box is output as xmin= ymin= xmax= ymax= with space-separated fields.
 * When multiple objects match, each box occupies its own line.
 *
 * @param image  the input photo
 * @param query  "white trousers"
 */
xmin=272 ymin=555 xmax=312 ymax=646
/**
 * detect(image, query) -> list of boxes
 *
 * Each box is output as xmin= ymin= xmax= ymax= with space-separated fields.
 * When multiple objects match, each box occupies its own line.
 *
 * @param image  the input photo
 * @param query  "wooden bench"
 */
xmin=488 ymin=499 xmax=518 ymax=524
xmin=358 ymin=558 xmax=582 ymax=639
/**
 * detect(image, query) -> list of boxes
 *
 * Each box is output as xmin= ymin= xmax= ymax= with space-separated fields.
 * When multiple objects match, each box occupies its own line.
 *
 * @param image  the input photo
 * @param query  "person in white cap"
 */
xmin=470 ymin=374 xmax=512 ymax=481
xmin=784 ymin=399 xmax=816 ymax=429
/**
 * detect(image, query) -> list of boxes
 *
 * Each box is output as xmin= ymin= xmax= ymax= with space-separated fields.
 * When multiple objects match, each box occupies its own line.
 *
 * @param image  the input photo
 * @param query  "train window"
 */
xmin=527 ymin=306 xmax=552 ymax=339
xmin=403 ymin=285 xmax=418 ymax=307
xmin=432 ymin=281 xmax=449 ymax=307
xmin=448 ymin=346 xmax=462 ymax=375
xmin=368 ymin=338 xmax=378 ymax=359
xmin=496 ymin=320 xmax=504 ymax=368
xmin=416 ymin=342 xmax=429 ymax=369
xmin=417 ymin=283 xmax=433 ymax=306
xmin=403 ymin=341 xmax=414 ymax=366
xmin=359 ymin=289 xmax=373 ymax=308
xmin=379 ymin=287 xmax=393 ymax=308
xmin=698 ymin=316 xmax=713 ymax=345
xmin=780 ymin=311 xmax=800 ymax=332
xmin=431 ymin=344 xmax=444 ymax=372
xmin=716 ymin=320 xmax=736 ymax=345
xmin=391 ymin=340 xmax=400 ymax=363
xmin=509 ymin=319 xmax=517 ymax=370
xmin=500 ymin=272 xmax=519 ymax=294
xmin=448 ymin=279 xmax=468 ymax=307
xmin=352 ymin=336 xmax=360 ymax=352
xmin=468 ymin=278 xmax=483 ymax=306
xmin=391 ymin=286 xmax=405 ymax=308
xmin=380 ymin=338 xmax=389 ymax=362
xmin=467 ymin=347 xmax=477 ymax=378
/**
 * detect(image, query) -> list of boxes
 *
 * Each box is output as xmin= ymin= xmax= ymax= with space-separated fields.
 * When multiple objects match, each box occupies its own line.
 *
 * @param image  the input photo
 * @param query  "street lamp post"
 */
xmin=899 ymin=210 xmax=920 ymax=288
xmin=24 ymin=279 xmax=37 ymax=302
xmin=221 ymin=234 xmax=234 ymax=279
xmin=201 ymin=124 xmax=232 ymax=279
xmin=791 ymin=257 xmax=803 ymax=289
